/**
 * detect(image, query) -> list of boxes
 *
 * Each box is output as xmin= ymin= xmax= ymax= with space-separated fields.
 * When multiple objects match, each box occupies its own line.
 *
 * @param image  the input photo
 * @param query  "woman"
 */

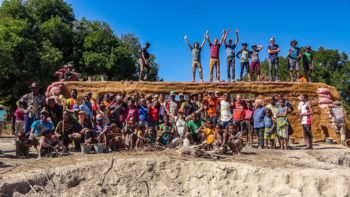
xmin=277 ymin=98 xmax=289 ymax=150
xmin=253 ymin=99 xmax=266 ymax=149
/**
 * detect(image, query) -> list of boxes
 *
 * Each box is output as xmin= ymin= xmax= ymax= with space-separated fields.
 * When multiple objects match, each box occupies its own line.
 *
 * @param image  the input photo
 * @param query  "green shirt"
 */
xmin=302 ymin=52 xmax=313 ymax=63
xmin=187 ymin=119 xmax=204 ymax=135
xmin=192 ymin=48 xmax=201 ymax=62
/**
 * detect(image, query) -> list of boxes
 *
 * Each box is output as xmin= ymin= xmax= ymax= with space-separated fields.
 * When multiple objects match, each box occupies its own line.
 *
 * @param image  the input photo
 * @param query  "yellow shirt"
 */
xmin=203 ymin=128 xmax=216 ymax=144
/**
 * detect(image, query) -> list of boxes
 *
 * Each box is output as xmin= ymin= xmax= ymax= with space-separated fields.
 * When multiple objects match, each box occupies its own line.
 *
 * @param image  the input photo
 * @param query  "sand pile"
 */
xmin=2 ymin=148 xmax=350 ymax=197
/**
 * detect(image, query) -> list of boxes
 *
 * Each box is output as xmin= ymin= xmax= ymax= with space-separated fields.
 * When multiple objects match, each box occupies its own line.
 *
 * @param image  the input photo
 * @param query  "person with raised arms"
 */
xmin=184 ymin=34 xmax=206 ymax=82
xmin=205 ymin=30 xmax=226 ymax=82
xmin=223 ymin=29 xmax=239 ymax=82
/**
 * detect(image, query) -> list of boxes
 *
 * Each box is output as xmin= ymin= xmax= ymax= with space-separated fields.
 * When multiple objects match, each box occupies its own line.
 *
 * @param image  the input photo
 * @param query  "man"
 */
xmin=64 ymin=64 xmax=75 ymax=81
xmin=196 ymin=93 xmax=207 ymax=120
xmin=55 ymin=110 xmax=81 ymax=150
xmin=66 ymin=89 xmax=78 ymax=110
xmin=223 ymin=29 xmax=239 ymax=82
xmin=206 ymin=30 xmax=226 ymax=82
xmin=267 ymin=38 xmax=281 ymax=82
xmin=287 ymin=40 xmax=302 ymax=82
xmin=187 ymin=113 xmax=205 ymax=144
xmin=297 ymin=94 xmax=313 ymax=149
xmin=183 ymin=94 xmax=195 ymax=117
xmin=218 ymin=93 xmax=232 ymax=129
xmin=167 ymin=91 xmax=178 ymax=118
xmin=330 ymin=101 xmax=347 ymax=145
xmin=29 ymin=110 xmax=54 ymax=150
xmin=184 ymin=34 xmax=206 ymax=82
xmin=302 ymin=46 xmax=314 ymax=82
xmin=205 ymin=91 xmax=220 ymax=126
xmin=139 ymin=42 xmax=152 ymax=81
xmin=43 ymin=97 xmax=63 ymax=127
xmin=250 ymin=44 xmax=263 ymax=81
xmin=233 ymin=94 xmax=246 ymax=134
xmin=17 ymin=82 xmax=46 ymax=133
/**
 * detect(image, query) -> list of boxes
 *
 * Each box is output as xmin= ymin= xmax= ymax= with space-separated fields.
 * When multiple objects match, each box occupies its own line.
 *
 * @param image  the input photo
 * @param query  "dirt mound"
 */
xmin=49 ymin=81 xmax=349 ymax=143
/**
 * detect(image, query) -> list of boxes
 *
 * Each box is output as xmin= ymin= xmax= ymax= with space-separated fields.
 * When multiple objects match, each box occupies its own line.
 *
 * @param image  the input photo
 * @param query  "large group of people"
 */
xmin=0 ymin=81 xmax=345 ymax=159
xmin=184 ymin=29 xmax=314 ymax=83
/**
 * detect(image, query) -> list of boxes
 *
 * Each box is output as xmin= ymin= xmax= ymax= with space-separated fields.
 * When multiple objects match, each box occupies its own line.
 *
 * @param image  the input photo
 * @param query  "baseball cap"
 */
xmin=215 ymin=91 xmax=221 ymax=94
xmin=179 ymin=92 xmax=184 ymax=96
xmin=170 ymin=91 xmax=176 ymax=95
xmin=73 ymin=104 xmax=80 ymax=111
xmin=251 ymin=44 xmax=257 ymax=48
xmin=79 ymin=111 xmax=85 ymax=115
xmin=208 ymin=91 xmax=214 ymax=94
xmin=178 ymin=108 xmax=184 ymax=113
xmin=154 ymin=94 xmax=159 ymax=98
xmin=41 ymin=110 xmax=49 ymax=115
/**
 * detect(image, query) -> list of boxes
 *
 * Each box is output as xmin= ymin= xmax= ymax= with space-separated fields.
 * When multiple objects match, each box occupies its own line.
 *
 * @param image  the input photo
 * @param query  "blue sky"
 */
xmin=66 ymin=0 xmax=350 ymax=82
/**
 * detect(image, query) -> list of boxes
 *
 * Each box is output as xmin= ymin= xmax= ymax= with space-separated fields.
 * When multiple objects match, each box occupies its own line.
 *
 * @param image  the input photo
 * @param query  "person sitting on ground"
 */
xmin=250 ymin=45 xmax=263 ymax=81
xmin=277 ymin=98 xmax=289 ymax=150
xmin=135 ymin=124 xmax=147 ymax=149
xmin=71 ymin=111 xmax=94 ymax=144
xmin=122 ymin=116 xmax=137 ymax=150
xmin=139 ymin=42 xmax=152 ymax=81
xmin=223 ymin=29 xmax=239 ymax=82
xmin=201 ymin=119 xmax=216 ymax=150
xmin=99 ymin=123 xmax=124 ymax=152
xmin=145 ymin=126 xmax=156 ymax=144
xmin=205 ymin=30 xmax=225 ymax=82
xmin=92 ymin=114 xmax=108 ymax=144
xmin=264 ymin=108 xmax=276 ymax=149
xmin=187 ymin=113 xmax=205 ymax=144
xmin=184 ymin=34 xmax=206 ymax=82
xmin=157 ymin=115 xmax=176 ymax=146
xmin=227 ymin=123 xmax=243 ymax=154
xmin=302 ymin=46 xmax=313 ymax=82
xmin=213 ymin=124 xmax=227 ymax=154
xmin=236 ymin=43 xmax=251 ymax=81
xmin=329 ymin=101 xmax=347 ymax=145
xmin=38 ymin=128 xmax=62 ymax=159
xmin=287 ymin=40 xmax=302 ymax=82
xmin=165 ymin=107 xmax=191 ymax=146
xmin=55 ymin=110 xmax=80 ymax=151
xmin=29 ymin=110 xmax=54 ymax=151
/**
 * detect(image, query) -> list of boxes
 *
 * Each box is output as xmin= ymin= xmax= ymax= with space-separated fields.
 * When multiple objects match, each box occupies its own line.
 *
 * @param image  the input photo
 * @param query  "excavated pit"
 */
xmin=2 ymin=147 xmax=350 ymax=197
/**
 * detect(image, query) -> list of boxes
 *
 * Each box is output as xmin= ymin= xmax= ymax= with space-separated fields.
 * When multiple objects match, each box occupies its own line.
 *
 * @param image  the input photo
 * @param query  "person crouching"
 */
xmin=38 ymin=128 xmax=62 ymax=159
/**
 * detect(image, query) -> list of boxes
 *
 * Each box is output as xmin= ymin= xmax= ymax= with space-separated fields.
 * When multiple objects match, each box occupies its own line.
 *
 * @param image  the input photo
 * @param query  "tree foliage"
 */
xmin=0 ymin=0 xmax=160 ymax=113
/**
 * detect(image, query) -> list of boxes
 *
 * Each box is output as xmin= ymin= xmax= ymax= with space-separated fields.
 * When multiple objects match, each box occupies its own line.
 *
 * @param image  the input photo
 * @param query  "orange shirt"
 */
xmin=206 ymin=98 xmax=219 ymax=118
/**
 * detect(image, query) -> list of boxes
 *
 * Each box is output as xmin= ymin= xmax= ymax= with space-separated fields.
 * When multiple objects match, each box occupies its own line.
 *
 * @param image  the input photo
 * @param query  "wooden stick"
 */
xmin=98 ymin=158 xmax=115 ymax=186
xmin=26 ymin=180 xmax=37 ymax=194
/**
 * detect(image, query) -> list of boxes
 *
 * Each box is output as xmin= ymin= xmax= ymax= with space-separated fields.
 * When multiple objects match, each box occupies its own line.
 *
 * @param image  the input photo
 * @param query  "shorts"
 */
xmin=289 ymin=59 xmax=300 ymax=71
xmin=303 ymin=62 xmax=313 ymax=74
xmin=250 ymin=62 xmax=260 ymax=74
xmin=138 ymin=58 xmax=151 ymax=70
xmin=192 ymin=61 xmax=203 ymax=75
xmin=15 ymin=120 xmax=25 ymax=135
xmin=302 ymin=124 xmax=312 ymax=138
xmin=264 ymin=127 xmax=276 ymax=140
xmin=240 ymin=62 xmax=250 ymax=74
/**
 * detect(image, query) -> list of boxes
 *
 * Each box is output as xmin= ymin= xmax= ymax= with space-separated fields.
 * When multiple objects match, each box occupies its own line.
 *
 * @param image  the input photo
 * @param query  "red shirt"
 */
xmin=233 ymin=101 xmax=246 ymax=121
xmin=210 ymin=44 xmax=221 ymax=58
xmin=149 ymin=106 xmax=159 ymax=121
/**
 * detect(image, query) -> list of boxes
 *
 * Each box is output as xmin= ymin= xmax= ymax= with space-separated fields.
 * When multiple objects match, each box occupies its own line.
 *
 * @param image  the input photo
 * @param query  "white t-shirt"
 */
xmin=175 ymin=116 xmax=186 ymax=138
xmin=220 ymin=100 xmax=231 ymax=122
xmin=298 ymin=101 xmax=311 ymax=125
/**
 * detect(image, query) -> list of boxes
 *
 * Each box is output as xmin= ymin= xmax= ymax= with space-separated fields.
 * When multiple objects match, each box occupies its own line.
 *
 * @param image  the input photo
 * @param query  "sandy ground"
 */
xmin=1 ymin=137 xmax=350 ymax=197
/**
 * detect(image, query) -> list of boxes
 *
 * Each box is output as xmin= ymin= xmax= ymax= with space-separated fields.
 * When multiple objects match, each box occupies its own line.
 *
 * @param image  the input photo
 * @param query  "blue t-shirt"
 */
xmin=264 ymin=116 xmax=273 ymax=128
xmin=253 ymin=107 xmax=266 ymax=128
xmin=139 ymin=105 xmax=149 ymax=121
xmin=289 ymin=47 xmax=300 ymax=61
xmin=80 ymin=104 xmax=92 ymax=118
xmin=0 ymin=110 xmax=6 ymax=122
xmin=225 ymin=44 xmax=236 ymax=57
xmin=268 ymin=44 xmax=279 ymax=60
xmin=31 ymin=120 xmax=54 ymax=137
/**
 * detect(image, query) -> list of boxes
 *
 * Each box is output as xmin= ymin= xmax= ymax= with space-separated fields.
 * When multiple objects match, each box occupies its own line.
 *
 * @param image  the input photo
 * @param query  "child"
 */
xmin=277 ymin=98 xmax=289 ymax=150
xmin=14 ymin=101 xmax=26 ymax=141
xmin=201 ymin=119 xmax=216 ymax=150
xmin=213 ymin=124 xmax=226 ymax=153
xmin=302 ymin=46 xmax=313 ymax=82
xmin=264 ymin=108 xmax=276 ymax=149
xmin=135 ymin=124 xmax=147 ymax=149
xmin=16 ymin=132 xmax=31 ymax=157
xmin=227 ymin=123 xmax=243 ymax=154
xmin=184 ymin=34 xmax=206 ymax=82
xmin=38 ymin=128 xmax=62 ymax=159
xmin=102 ymin=123 xmax=124 ymax=151
xmin=236 ymin=43 xmax=251 ymax=81
xmin=122 ymin=116 xmax=137 ymax=150
xmin=250 ymin=45 xmax=263 ymax=81
xmin=298 ymin=94 xmax=313 ymax=149
xmin=244 ymin=101 xmax=254 ymax=147
xmin=157 ymin=115 xmax=176 ymax=146
xmin=145 ymin=126 xmax=156 ymax=144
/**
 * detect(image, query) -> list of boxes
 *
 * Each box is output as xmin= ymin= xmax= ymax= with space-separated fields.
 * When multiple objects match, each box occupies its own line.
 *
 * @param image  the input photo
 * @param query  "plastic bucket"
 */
xmin=81 ymin=145 xmax=92 ymax=154
xmin=94 ymin=144 xmax=105 ymax=153
xmin=326 ymin=138 xmax=334 ymax=144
